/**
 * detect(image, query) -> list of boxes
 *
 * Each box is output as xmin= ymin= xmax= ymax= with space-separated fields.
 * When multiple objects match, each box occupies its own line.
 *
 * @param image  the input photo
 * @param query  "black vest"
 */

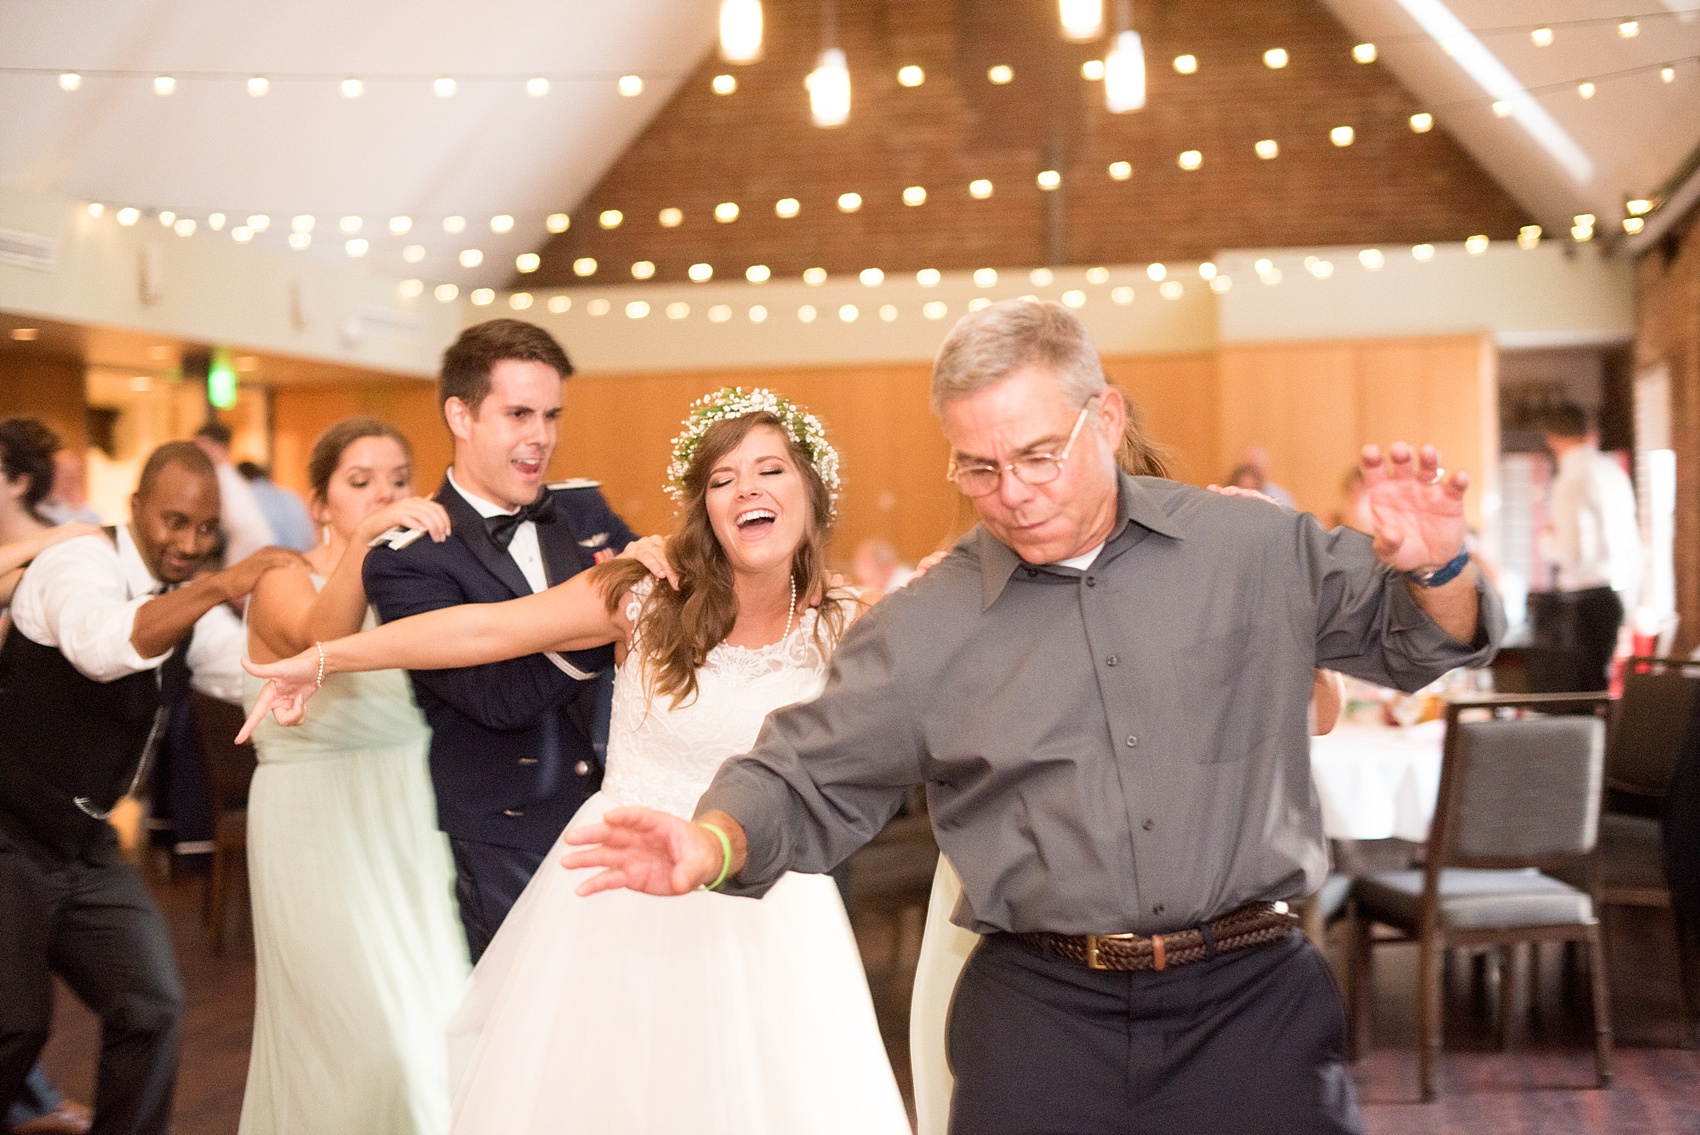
xmin=0 ymin=564 xmax=192 ymax=857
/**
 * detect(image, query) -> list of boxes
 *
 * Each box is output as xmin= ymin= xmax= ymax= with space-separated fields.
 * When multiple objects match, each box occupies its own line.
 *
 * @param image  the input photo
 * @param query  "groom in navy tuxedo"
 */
xmin=365 ymin=319 xmax=636 ymax=960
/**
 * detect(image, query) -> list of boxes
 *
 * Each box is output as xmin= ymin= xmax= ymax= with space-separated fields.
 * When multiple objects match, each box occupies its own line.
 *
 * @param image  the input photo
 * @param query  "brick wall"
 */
xmin=526 ymin=0 xmax=1530 ymax=289
xmin=1635 ymin=208 xmax=1700 ymax=655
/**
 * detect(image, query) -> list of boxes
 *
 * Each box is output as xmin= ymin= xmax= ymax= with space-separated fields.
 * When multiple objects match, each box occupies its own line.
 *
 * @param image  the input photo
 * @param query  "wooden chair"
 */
xmin=189 ymin=691 xmax=258 ymax=954
xmin=1550 ymin=657 xmax=1700 ymax=1046
xmin=1347 ymin=692 xmax=1613 ymax=1102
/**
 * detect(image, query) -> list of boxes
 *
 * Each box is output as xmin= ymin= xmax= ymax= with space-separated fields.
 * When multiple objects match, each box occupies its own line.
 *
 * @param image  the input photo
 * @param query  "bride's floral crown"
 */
xmin=665 ymin=386 xmax=841 ymax=508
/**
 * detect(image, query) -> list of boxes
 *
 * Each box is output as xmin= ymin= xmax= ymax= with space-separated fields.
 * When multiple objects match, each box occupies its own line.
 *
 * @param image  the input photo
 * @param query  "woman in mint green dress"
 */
xmin=239 ymin=418 xmax=468 ymax=1134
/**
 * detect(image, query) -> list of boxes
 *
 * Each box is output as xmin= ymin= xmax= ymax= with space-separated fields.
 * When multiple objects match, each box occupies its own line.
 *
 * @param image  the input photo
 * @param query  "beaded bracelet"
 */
xmin=313 ymin=642 xmax=327 ymax=689
xmin=697 ymin=821 xmax=734 ymax=891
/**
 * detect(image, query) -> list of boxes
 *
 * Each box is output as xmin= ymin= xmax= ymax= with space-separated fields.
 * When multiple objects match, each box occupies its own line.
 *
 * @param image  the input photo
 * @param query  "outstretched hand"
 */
xmin=1361 ymin=442 xmax=1468 ymax=572
xmin=235 ymin=647 xmax=323 ymax=743
xmin=560 ymin=807 xmax=724 ymax=897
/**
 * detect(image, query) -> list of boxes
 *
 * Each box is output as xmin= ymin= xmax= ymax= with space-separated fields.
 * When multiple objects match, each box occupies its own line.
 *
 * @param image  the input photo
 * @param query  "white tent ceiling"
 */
xmin=1 ymin=0 xmax=1697 ymax=297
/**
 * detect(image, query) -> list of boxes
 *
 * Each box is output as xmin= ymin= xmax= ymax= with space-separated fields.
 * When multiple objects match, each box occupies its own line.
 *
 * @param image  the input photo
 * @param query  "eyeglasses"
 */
xmin=946 ymin=401 xmax=1095 ymax=498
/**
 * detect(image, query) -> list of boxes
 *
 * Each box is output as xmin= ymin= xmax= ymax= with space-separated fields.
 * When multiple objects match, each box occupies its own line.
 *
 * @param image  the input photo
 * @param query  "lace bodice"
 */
xmin=600 ymin=581 xmax=846 ymax=818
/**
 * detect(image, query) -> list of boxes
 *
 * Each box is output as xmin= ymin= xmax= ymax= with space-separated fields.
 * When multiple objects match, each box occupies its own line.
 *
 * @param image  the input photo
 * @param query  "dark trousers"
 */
xmin=0 ymin=824 xmax=182 ymax=1135
xmin=447 ymin=837 xmax=546 ymax=963
xmin=947 ymin=930 xmax=1363 ymax=1135
xmin=1528 ymin=586 xmax=1624 ymax=693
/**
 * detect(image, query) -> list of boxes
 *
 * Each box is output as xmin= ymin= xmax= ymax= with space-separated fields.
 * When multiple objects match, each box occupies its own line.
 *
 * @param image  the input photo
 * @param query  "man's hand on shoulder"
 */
xmin=214 ymin=546 xmax=308 ymax=603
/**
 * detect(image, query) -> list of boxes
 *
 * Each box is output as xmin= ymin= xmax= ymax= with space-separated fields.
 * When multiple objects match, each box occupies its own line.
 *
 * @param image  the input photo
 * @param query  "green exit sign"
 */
xmin=207 ymin=347 xmax=237 ymax=409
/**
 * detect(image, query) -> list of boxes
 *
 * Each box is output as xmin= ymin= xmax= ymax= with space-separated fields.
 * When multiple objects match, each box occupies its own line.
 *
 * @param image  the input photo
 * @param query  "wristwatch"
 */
xmin=1407 ymin=547 xmax=1469 ymax=588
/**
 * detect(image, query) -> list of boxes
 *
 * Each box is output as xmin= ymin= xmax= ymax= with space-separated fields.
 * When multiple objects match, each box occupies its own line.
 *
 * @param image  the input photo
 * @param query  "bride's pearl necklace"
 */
xmin=781 ymin=573 xmax=797 ymax=642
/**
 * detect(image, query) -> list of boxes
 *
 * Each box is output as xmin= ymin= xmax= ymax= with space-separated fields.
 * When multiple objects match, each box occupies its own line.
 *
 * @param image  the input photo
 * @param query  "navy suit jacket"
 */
xmin=363 ymin=476 xmax=636 ymax=853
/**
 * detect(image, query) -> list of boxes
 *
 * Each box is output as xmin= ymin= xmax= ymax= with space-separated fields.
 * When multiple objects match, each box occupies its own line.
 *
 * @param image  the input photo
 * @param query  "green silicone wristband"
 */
xmin=698 ymin=821 xmax=734 ymax=891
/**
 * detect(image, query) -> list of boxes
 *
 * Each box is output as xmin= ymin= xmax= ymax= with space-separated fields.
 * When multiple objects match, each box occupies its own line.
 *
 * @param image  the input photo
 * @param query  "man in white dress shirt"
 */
xmin=1537 ymin=402 xmax=1642 ymax=691
xmin=0 ymin=442 xmax=298 ymax=1135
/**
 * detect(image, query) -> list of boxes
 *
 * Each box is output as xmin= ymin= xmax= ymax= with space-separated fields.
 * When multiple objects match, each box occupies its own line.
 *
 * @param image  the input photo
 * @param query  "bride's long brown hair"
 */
xmin=591 ymin=411 xmax=849 ymax=708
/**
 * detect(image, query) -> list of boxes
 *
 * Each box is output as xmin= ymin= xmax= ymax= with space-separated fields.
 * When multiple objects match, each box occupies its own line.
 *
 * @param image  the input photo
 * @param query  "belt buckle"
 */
xmin=1084 ymin=932 xmax=1138 ymax=970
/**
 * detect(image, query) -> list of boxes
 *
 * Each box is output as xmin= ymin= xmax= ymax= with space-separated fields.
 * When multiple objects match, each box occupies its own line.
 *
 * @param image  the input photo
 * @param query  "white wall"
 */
xmin=1215 ymin=241 xmax=1634 ymax=347
xmin=0 ymin=184 xmax=461 ymax=375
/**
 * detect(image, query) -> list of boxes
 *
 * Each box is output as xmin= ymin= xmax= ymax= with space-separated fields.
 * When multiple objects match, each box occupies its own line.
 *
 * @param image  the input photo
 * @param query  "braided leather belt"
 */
xmin=1015 ymin=901 xmax=1300 ymax=972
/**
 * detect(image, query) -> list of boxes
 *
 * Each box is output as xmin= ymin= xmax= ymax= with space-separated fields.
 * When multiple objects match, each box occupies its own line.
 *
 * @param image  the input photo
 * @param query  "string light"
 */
xmin=1410 ymin=112 xmax=1434 ymax=132
xmin=471 ymin=288 xmax=494 ymax=306
xmin=627 ymin=300 xmax=650 ymax=318
xmin=459 ymin=249 xmax=483 ymax=268
xmin=1173 ymin=55 xmax=1197 ymax=75
xmin=1146 ymin=263 xmax=1165 ymax=280
xmin=713 ymin=74 xmax=737 ymax=95
xmin=974 ymin=268 xmax=998 ymax=286
xmin=988 ymin=65 xmax=1014 ymax=84
xmin=898 ymin=65 xmax=925 ymax=87
xmin=1263 ymin=48 xmax=1288 ymax=69
xmin=1353 ymin=43 xmax=1377 ymax=63
xmin=837 ymin=192 xmax=862 ymax=212
xmin=443 ymin=215 xmax=466 ymax=234
xmin=1081 ymin=59 xmax=1105 ymax=81
xmin=917 ymin=268 xmax=941 ymax=286
xmin=399 ymin=279 xmax=424 ymax=299
xmin=573 ymin=257 xmax=598 ymax=276
xmin=1108 ymin=160 xmax=1132 ymax=180
xmin=402 ymin=244 xmax=425 ymax=262
xmin=879 ymin=304 xmax=898 ymax=322
xmin=1618 ymin=20 xmax=1639 ymax=38
xmin=158 ymin=211 xmax=177 ymax=226
xmin=1623 ymin=216 xmax=1645 ymax=234
xmin=247 ymin=76 xmax=268 ymax=97
xmin=903 ymin=186 xmax=927 ymax=206
xmin=1032 ymin=267 xmax=1056 ymax=285
xmin=174 ymin=218 xmax=196 ymax=236
xmin=714 ymin=202 xmax=740 ymax=223
xmin=388 ymin=216 xmax=411 ymax=235
xmin=1255 ymin=139 xmax=1279 ymax=159
xmin=249 ymin=215 xmax=270 ymax=232
xmin=346 ymin=238 xmax=369 ymax=256
xmin=1517 ymin=224 xmax=1542 ymax=249
xmin=798 ymin=304 xmax=818 ymax=322
xmin=708 ymin=304 xmax=732 ymax=322
xmin=339 ymin=216 xmax=362 ymax=234
xmin=1412 ymin=243 xmax=1436 ymax=261
xmin=1177 ymin=150 xmax=1202 ymax=170
xmin=632 ymin=260 xmax=656 ymax=279
xmin=599 ymin=209 xmax=623 ymax=229
xmin=1626 ymin=198 xmax=1653 ymax=215
xmin=752 ymin=305 xmax=770 ymax=322
xmin=58 ymin=72 xmax=80 ymax=91
xmin=746 ymin=264 xmax=772 ymax=282
xmin=435 ymin=284 xmax=458 ymax=302
xmin=527 ymin=77 xmax=550 ymax=97
xmin=839 ymin=304 xmax=859 ymax=322
xmin=665 ymin=301 xmax=687 ymax=318
xmin=340 ymin=78 xmax=363 ymax=98
xmin=969 ymin=179 xmax=994 ymax=199
xmin=775 ymin=198 xmax=800 ymax=219
xmin=288 ymin=232 xmax=310 ymax=250
xmin=1086 ymin=266 xmax=1110 ymax=283
xmin=1112 ymin=286 xmax=1134 ymax=303
xmin=1305 ymin=256 xmax=1333 ymax=278
xmin=1037 ymin=170 xmax=1062 ymax=190
xmin=688 ymin=262 xmax=714 ymax=282
xmin=618 ymin=75 xmax=644 ymax=97
xmin=1359 ymin=248 xmax=1385 ymax=269
xmin=516 ymin=252 xmax=541 ymax=272
xmin=1058 ymin=0 xmax=1106 ymax=42
xmin=1159 ymin=280 xmax=1183 ymax=299
xmin=1061 ymin=289 xmax=1086 ymax=308
xmin=1105 ymin=27 xmax=1146 ymax=112
xmin=434 ymin=77 xmax=456 ymax=98
xmin=1492 ymin=100 xmax=1511 ymax=117
xmin=153 ymin=75 xmax=175 ymax=96
xmin=803 ymin=267 xmax=827 ymax=284
xmin=231 ymin=226 xmax=252 ymax=242
xmin=808 ymin=47 xmax=852 ymax=127
xmin=510 ymin=293 xmax=533 ymax=310
xmin=720 ymin=0 xmax=764 ymax=63
xmin=860 ymin=267 xmax=884 ymax=285
xmin=547 ymin=213 xmax=570 ymax=233
xmin=1662 ymin=67 xmax=1675 ymax=83
xmin=659 ymin=207 xmax=684 ymax=227
xmin=117 ymin=208 xmax=139 ymax=226
xmin=1330 ymin=125 xmax=1355 ymax=146
xmin=291 ymin=214 xmax=314 ymax=233
xmin=1531 ymin=27 xmax=1553 ymax=47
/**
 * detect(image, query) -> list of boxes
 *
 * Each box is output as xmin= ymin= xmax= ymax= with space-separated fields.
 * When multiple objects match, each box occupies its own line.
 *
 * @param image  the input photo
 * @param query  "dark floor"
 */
xmin=33 ymin=841 xmax=1700 ymax=1135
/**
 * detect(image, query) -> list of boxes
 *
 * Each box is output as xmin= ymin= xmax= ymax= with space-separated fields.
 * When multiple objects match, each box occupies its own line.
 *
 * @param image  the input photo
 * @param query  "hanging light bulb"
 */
xmin=720 ymin=0 xmax=764 ymax=64
xmin=1104 ymin=28 xmax=1146 ymax=112
xmin=1059 ymin=0 xmax=1105 ymax=42
xmin=808 ymin=47 xmax=851 ymax=127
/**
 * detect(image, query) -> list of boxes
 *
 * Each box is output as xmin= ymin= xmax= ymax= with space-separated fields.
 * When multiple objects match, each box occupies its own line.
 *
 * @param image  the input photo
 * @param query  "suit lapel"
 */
xmin=536 ymin=497 xmax=593 ymax=588
xmin=436 ymin=478 xmax=535 ymax=598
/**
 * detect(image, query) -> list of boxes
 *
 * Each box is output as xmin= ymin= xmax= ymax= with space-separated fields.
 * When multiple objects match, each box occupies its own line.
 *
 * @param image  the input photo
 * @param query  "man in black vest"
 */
xmin=364 ymin=319 xmax=637 ymax=960
xmin=0 ymin=442 xmax=298 ymax=1135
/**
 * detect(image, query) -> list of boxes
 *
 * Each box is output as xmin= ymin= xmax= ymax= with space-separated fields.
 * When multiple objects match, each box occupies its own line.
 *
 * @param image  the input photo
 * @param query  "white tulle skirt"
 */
xmin=446 ymin=792 xmax=913 ymax=1135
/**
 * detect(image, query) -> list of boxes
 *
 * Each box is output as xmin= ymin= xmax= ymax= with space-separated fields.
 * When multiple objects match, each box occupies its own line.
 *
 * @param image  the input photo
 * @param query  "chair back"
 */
xmin=189 ymin=691 xmax=258 ymax=811
xmin=1433 ymin=693 xmax=1610 ymax=870
xmin=1609 ymin=657 xmax=1700 ymax=798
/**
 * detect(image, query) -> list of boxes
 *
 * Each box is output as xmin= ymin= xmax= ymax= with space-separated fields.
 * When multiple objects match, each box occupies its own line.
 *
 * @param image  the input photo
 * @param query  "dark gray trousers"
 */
xmin=947 ymin=930 xmax=1364 ymax=1135
xmin=447 ymin=837 xmax=546 ymax=964
xmin=0 ymin=823 xmax=183 ymax=1135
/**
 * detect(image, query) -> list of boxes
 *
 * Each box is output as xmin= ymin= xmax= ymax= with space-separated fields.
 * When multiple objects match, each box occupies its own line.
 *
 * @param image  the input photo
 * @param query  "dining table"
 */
xmin=1308 ymin=715 xmax=1447 ymax=844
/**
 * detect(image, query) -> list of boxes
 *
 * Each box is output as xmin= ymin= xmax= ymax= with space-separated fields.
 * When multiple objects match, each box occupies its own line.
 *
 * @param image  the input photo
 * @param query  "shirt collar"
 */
xmin=978 ymin=473 xmax=1186 ymax=609
xmin=115 ymin=524 xmax=163 ymax=599
xmin=446 ymin=466 xmax=517 ymax=519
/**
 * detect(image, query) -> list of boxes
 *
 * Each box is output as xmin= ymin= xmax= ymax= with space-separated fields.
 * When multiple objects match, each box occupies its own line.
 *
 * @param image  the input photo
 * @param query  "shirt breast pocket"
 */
xmin=1169 ymin=626 xmax=1273 ymax=764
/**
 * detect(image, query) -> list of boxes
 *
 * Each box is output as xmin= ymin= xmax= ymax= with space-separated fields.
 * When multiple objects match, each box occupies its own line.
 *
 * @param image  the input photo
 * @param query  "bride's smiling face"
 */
xmin=703 ymin=424 xmax=811 ymax=577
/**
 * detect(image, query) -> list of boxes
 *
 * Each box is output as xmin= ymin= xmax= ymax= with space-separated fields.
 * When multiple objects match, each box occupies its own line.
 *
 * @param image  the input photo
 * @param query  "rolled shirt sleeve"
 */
xmin=9 ymin=535 xmax=167 ymax=681
xmin=699 ymin=617 xmax=924 ymax=897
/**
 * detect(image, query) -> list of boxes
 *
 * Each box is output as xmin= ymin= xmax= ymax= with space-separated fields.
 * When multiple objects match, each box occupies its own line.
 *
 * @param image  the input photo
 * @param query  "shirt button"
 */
xmin=574 ymin=760 xmax=591 ymax=775
xmin=1024 ymin=568 xmax=1038 ymax=578
xmin=502 ymin=809 xmax=524 ymax=818
xmin=518 ymin=757 xmax=538 ymax=766
xmin=1152 ymin=904 xmax=1166 ymax=916
xmin=1105 ymin=655 xmax=1118 ymax=667
xmin=1085 ymin=576 xmax=1097 ymax=587
xmin=1142 ymin=818 xmax=1154 ymax=831
xmin=1125 ymin=735 xmax=1138 ymax=748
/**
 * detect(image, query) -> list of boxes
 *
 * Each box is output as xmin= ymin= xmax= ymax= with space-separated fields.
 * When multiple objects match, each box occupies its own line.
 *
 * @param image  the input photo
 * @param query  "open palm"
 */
xmin=1361 ymin=442 xmax=1468 ymax=573
xmin=561 ymin=807 xmax=722 ymax=897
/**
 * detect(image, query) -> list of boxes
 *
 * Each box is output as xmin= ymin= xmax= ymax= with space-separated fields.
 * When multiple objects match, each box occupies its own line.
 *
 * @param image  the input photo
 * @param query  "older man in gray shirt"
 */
xmin=566 ymin=300 xmax=1502 ymax=1134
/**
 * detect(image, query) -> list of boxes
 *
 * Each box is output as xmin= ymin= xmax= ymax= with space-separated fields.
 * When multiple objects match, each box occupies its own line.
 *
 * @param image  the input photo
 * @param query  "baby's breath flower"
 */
xmin=666 ymin=387 xmax=841 ymax=515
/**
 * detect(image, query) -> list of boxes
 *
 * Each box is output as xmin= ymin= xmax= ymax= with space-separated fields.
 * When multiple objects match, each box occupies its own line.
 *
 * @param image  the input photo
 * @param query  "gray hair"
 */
xmin=930 ymin=299 xmax=1107 ymax=415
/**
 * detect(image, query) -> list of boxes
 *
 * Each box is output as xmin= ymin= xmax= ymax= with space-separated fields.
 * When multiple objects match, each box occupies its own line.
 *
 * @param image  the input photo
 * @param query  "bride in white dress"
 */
xmin=242 ymin=388 xmax=912 ymax=1135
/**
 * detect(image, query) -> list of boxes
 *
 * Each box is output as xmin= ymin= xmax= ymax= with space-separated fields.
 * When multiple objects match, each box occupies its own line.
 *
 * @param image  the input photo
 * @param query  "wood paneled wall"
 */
xmin=268 ymin=334 xmax=1492 ymax=565
xmin=0 ymin=356 xmax=86 ymax=454
xmin=1216 ymin=334 xmax=1496 ymax=527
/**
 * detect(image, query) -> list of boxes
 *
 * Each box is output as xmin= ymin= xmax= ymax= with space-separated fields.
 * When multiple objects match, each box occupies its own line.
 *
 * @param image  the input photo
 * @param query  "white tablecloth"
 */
xmin=1309 ymin=718 xmax=1446 ymax=842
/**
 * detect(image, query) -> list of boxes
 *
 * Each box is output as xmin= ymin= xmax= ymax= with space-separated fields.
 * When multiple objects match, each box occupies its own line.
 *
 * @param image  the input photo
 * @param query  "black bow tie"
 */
xmin=485 ymin=494 xmax=557 ymax=549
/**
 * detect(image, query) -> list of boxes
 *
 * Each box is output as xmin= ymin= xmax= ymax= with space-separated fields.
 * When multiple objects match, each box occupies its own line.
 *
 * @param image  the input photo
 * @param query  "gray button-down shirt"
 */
xmin=698 ymin=474 xmax=1504 ymax=936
